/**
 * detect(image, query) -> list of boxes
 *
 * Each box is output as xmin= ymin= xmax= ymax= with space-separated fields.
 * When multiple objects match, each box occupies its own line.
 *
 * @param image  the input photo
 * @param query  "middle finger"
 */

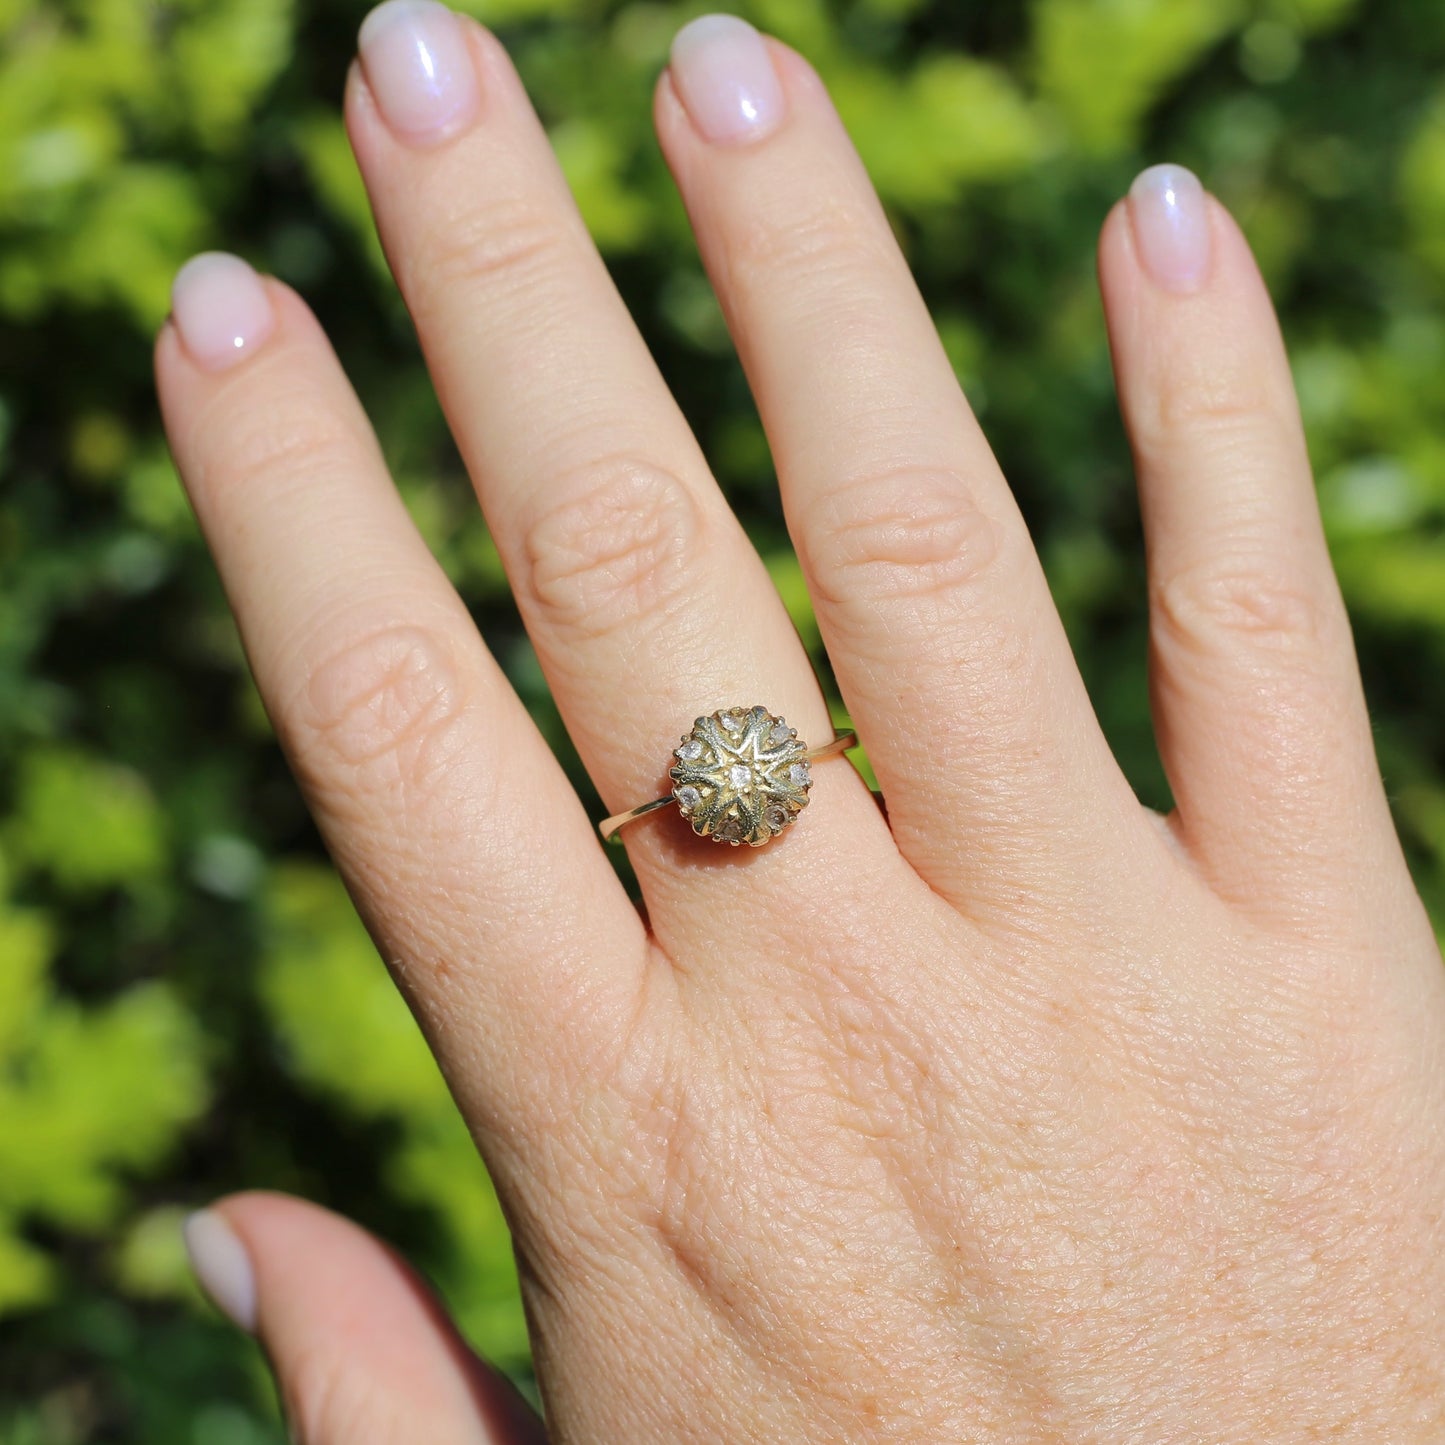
xmin=346 ymin=2 xmax=892 ymax=929
xmin=655 ymin=19 xmax=1145 ymax=913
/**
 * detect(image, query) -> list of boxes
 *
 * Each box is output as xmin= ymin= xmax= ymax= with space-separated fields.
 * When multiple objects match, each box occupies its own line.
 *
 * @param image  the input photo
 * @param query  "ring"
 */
xmin=599 ymin=705 xmax=858 ymax=848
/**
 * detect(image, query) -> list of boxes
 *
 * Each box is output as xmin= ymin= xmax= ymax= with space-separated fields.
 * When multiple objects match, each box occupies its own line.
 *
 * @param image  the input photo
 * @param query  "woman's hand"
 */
xmin=157 ymin=5 xmax=1445 ymax=1440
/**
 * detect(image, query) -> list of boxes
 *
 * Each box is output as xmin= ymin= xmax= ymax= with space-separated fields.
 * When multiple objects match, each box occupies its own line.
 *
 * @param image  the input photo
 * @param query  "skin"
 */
xmin=155 ymin=17 xmax=1445 ymax=1445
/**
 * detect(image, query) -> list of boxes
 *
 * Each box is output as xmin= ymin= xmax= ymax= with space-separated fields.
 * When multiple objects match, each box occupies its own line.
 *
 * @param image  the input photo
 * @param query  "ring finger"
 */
xmin=347 ymin=1 xmax=892 ymax=934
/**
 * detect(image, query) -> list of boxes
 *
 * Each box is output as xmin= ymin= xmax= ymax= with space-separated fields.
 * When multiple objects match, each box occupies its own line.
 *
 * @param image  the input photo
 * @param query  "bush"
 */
xmin=3 ymin=0 xmax=1445 ymax=1437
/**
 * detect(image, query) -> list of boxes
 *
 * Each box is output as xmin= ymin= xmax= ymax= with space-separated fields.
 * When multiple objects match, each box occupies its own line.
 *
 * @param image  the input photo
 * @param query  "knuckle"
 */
xmin=292 ymin=621 xmax=472 ymax=806
xmin=414 ymin=192 xmax=567 ymax=301
xmin=1153 ymin=557 xmax=1335 ymax=658
xmin=521 ymin=456 xmax=704 ymax=644
xmin=220 ymin=401 xmax=354 ymax=497
xmin=1133 ymin=364 xmax=1294 ymax=463
xmin=1159 ymin=381 xmax=1273 ymax=437
xmin=801 ymin=463 xmax=1010 ymax=613
xmin=727 ymin=195 xmax=883 ymax=289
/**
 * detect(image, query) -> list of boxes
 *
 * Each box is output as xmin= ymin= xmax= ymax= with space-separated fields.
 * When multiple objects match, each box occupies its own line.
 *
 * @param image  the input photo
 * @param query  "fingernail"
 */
xmin=170 ymin=252 xmax=276 ymax=372
xmin=1127 ymin=164 xmax=1211 ymax=294
xmin=669 ymin=14 xmax=785 ymax=146
xmin=184 ymin=1208 xmax=257 ymax=1333
xmin=358 ymin=0 xmax=479 ymax=144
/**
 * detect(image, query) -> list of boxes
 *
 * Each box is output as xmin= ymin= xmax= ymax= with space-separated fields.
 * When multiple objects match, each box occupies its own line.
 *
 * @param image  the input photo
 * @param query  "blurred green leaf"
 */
xmin=836 ymin=56 xmax=1044 ymax=207
xmin=295 ymin=111 xmax=388 ymax=275
xmin=0 ymin=904 xmax=51 ymax=1059
xmin=112 ymin=1205 xmax=196 ymax=1302
xmin=1400 ymin=88 xmax=1445 ymax=278
xmin=9 ymin=748 xmax=166 ymax=893
xmin=0 ymin=1232 xmax=53 ymax=1318
xmin=552 ymin=117 xmax=652 ymax=251
xmin=168 ymin=0 xmax=297 ymax=150
xmin=1033 ymin=0 xmax=1245 ymax=152
xmin=260 ymin=863 xmax=449 ymax=1117
xmin=0 ymin=982 xmax=208 ymax=1229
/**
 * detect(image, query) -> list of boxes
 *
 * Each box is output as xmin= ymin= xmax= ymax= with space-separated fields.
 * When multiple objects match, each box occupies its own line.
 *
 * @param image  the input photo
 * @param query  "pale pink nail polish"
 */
xmin=669 ymin=14 xmax=785 ymax=146
xmin=184 ymin=1209 xmax=257 ymax=1332
xmin=1127 ymin=164 xmax=1212 ymax=294
xmin=358 ymin=0 xmax=479 ymax=144
xmin=170 ymin=252 xmax=275 ymax=372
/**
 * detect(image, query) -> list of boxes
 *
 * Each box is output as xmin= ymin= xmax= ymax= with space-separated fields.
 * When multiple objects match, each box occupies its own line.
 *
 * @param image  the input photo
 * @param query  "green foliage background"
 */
xmin=4 ymin=0 xmax=1445 ymax=1436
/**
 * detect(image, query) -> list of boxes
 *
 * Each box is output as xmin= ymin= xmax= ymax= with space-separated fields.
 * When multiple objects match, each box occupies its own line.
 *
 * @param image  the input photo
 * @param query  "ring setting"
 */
xmin=599 ymin=705 xmax=857 ymax=847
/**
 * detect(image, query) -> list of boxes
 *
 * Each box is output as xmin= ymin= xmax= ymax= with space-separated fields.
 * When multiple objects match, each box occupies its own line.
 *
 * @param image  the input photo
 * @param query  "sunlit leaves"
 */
xmin=0 ymin=1231 xmax=53 ymax=1319
xmin=0 ymin=0 xmax=292 ymax=323
xmin=0 ymin=883 xmax=208 ymax=1318
xmin=1400 ymin=89 xmax=1445 ymax=279
xmin=9 ymin=749 xmax=165 ymax=893
xmin=837 ymin=55 xmax=1045 ymax=206
xmin=0 ymin=903 xmax=49 ymax=1063
xmin=295 ymin=111 xmax=388 ymax=276
xmin=456 ymin=0 xmax=586 ymax=23
xmin=0 ymin=984 xmax=207 ymax=1230
xmin=1033 ymin=0 xmax=1246 ymax=152
xmin=260 ymin=864 xmax=443 ymax=1117
xmin=166 ymin=0 xmax=296 ymax=149
xmin=112 ymin=1205 xmax=198 ymax=1302
xmin=259 ymin=863 xmax=530 ymax=1366
xmin=552 ymin=118 xmax=653 ymax=251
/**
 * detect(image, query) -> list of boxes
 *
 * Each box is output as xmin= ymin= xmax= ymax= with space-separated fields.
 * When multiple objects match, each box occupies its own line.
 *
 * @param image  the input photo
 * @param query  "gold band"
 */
xmin=599 ymin=725 xmax=858 ymax=844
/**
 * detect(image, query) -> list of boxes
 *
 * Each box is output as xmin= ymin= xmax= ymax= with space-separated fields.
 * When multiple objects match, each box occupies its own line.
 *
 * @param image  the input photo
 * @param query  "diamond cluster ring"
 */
xmin=598 ymin=705 xmax=858 ymax=848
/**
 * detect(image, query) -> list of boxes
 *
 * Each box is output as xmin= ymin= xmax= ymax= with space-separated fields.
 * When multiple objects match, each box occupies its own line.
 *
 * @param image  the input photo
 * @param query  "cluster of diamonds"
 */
xmin=669 ymin=706 xmax=812 ymax=847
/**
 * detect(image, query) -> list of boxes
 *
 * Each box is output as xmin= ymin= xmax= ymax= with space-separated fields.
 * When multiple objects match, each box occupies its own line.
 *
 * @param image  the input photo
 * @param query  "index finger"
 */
xmin=155 ymin=255 xmax=650 ymax=1148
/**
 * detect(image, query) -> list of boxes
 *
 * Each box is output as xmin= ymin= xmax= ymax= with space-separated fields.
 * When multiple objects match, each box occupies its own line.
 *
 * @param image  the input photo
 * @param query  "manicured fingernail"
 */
xmin=170 ymin=252 xmax=275 ymax=372
xmin=184 ymin=1208 xmax=257 ymax=1333
xmin=1127 ymin=164 xmax=1211 ymax=294
xmin=669 ymin=14 xmax=784 ymax=146
xmin=358 ymin=0 xmax=479 ymax=144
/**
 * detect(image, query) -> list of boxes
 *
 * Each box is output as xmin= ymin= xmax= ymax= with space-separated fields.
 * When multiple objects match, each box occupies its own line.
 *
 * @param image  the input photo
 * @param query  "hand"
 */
xmin=157 ymin=4 xmax=1445 ymax=1440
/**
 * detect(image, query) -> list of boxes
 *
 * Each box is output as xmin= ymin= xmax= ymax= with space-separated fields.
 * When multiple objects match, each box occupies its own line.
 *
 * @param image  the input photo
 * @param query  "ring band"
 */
xmin=599 ymin=705 xmax=858 ymax=848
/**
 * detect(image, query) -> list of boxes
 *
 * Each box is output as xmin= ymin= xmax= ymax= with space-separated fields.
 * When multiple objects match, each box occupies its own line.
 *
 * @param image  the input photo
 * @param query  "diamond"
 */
xmin=789 ymin=762 xmax=811 ymax=787
xmin=675 ymin=784 xmax=702 ymax=812
xmin=727 ymin=762 xmax=752 ymax=790
xmin=764 ymin=803 xmax=790 ymax=832
xmin=719 ymin=711 xmax=742 ymax=731
xmin=767 ymin=720 xmax=793 ymax=746
xmin=676 ymin=738 xmax=704 ymax=761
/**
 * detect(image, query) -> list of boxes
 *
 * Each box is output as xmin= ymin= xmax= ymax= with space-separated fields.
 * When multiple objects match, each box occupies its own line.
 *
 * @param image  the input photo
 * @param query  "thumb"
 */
xmin=184 ymin=1191 xmax=545 ymax=1444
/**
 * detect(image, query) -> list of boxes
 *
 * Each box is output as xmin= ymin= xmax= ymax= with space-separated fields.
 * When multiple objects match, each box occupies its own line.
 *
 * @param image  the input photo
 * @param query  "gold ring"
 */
xmin=599 ymin=705 xmax=858 ymax=848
